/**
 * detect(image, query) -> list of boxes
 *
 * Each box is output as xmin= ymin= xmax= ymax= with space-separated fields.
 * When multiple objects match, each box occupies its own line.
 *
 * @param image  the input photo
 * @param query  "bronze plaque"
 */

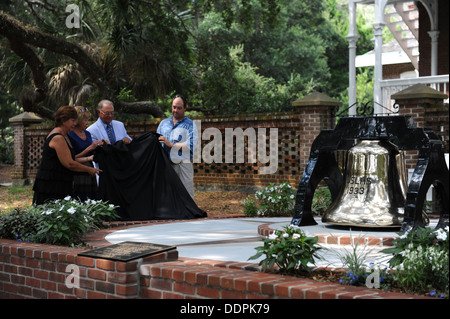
xmin=78 ymin=241 xmax=176 ymax=262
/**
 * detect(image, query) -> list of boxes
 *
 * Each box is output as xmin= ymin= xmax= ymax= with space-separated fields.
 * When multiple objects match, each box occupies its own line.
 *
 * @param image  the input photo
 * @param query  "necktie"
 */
xmin=106 ymin=124 xmax=116 ymax=144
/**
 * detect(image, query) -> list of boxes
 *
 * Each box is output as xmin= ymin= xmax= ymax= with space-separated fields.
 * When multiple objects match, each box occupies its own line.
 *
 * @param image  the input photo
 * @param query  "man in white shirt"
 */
xmin=87 ymin=99 xmax=132 ymax=145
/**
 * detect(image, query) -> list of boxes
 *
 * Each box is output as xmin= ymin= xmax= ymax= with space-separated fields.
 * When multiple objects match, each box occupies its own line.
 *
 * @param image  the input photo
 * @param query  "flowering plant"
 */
xmin=244 ymin=182 xmax=296 ymax=217
xmin=248 ymin=225 xmax=321 ymax=274
xmin=28 ymin=196 xmax=119 ymax=246
xmin=382 ymin=226 xmax=449 ymax=297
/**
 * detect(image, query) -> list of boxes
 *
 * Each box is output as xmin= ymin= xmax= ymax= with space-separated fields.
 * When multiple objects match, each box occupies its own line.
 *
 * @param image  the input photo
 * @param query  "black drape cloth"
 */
xmin=94 ymin=132 xmax=206 ymax=221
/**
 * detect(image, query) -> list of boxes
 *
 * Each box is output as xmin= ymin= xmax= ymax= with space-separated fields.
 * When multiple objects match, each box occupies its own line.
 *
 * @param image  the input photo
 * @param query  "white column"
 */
xmin=428 ymin=30 xmax=439 ymax=76
xmin=347 ymin=0 xmax=359 ymax=116
xmin=372 ymin=0 xmax=388 ymax=115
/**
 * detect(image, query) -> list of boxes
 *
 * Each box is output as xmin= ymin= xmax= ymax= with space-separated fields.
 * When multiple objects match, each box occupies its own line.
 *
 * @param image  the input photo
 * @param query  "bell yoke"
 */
xmin=290 ymin=115 xmax=449 ymax=233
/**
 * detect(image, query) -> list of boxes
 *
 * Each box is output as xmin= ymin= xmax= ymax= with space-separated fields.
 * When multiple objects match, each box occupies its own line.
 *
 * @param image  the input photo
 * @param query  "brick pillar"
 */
xmin=292 ymin=92 xmax=341 ymax=171
xmin=392 ymin=83 xmax=448 ymax=169
xmin=8 ymin=112 xmax=44 ymax=187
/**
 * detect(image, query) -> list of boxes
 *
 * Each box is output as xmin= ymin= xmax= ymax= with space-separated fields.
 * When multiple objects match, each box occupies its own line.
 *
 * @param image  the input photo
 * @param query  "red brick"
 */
xmin=116 ymin=284 xmax=138 ymax=296
xmin=111 ymin=272 xmax=137 ymax=284
xmin=174 ymin=282 xmax=195 ymax=295
xmin=96 ymin=259 xmax=115 ymax=271
xmin=41 ymin=280 xmax=57 ymax=292
xmin=88 ymin=269 xmax=106 ymax=280
xmin=96 ymin=281 xmax=115 ymax=294
xmin=116 ymin=261 xmax=139 ymax=272
xmin=196 ymin=286 xmax=220 ymax=298
xmin=221 ymin=289 xmax=246 ymax=299
xmin=141 ymin=288 xmax=162 ymax=299
xmin=25 ymin=277 xmax=41 ymax=288
xmin=76 ymin=256 xmax=95 ymax=267
xmin=150 ymin=278 xmax=172 ymax=291
xmin=87 ymin=290 xmax=106 ymax=299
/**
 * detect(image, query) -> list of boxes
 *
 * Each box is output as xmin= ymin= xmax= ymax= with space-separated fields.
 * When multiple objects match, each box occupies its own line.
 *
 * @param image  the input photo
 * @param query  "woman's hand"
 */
xmin=88 ymin=167 xmax=102 ymax=176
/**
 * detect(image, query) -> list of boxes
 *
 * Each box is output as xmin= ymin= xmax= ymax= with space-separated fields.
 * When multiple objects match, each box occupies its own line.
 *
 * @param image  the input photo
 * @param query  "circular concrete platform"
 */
xmin=103 ymin=217 xmax=440 ymax=266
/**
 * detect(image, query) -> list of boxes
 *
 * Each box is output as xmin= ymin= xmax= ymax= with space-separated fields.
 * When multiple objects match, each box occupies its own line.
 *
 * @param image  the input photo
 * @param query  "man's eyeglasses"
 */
xmin=100 ymin=110 xmax=114 ymax=116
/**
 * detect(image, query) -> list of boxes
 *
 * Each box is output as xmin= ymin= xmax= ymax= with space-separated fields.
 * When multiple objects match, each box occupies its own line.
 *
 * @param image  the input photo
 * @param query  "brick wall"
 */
xmin=0 ymin=239 xmax=178 ymax=299
xmin=13 ymin=109 xmax=335 ymax=191
xmin=0 ymin=238 xmax=426 ymax=299
xmin=396 ymin=94 xmax=449 ymax=169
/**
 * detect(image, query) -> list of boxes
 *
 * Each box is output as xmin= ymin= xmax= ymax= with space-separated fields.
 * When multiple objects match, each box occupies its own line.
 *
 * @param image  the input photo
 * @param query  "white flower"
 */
xmin=434 ymin=228 xmax=448 ymax=241
xmin=292 ymin=233 xmax=300 ymax=239
xmin=64 ymin=196 xmax=71 ymax=201
xmin=42 ymin=210 xmax=53 ymax=215
xmin=268 ymin=233 xmax=277 ymax=240
xmin=67 ymin=207 xmax=76 ymax=214
xmin=290 ymin=195 xmax=294 ymax=199
xmin=282 ymin=233 xmax=289 ymax=238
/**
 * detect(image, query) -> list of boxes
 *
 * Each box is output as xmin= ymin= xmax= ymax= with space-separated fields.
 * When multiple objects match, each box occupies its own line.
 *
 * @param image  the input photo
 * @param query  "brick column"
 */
xmin=392 ymin=83 xmax=448 ymax=168
xmin=8 ymin=112 xmax=44 ymax=187
xmin=292 ymin=92 xmax=341 ymax=171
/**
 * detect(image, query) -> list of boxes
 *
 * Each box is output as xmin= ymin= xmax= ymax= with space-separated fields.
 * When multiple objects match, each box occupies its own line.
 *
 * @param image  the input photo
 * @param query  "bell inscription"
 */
xmin=322 ymin=140 xmax=408 ymax=227
xmin=347 ymin=176 xmax=372 ymax=196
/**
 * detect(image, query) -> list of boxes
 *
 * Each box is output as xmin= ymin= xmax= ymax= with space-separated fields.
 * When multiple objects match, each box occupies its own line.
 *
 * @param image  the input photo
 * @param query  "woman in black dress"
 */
xmin=32 ymin=106 xmax=102 ymax=205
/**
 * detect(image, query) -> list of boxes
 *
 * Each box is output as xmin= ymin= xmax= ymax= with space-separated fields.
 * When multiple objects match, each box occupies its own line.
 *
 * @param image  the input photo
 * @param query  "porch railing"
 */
xmin=380 ymin=74 xmax=449 ymax=114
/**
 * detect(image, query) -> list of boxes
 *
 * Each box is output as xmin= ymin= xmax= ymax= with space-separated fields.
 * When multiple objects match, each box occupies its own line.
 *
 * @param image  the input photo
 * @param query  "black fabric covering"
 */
xmin=94 ymin=132 xmax=206 ymax=220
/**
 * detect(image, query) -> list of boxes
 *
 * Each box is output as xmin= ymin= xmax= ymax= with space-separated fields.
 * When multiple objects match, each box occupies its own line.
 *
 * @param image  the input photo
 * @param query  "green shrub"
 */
xmin=248 ymin=225 xmax=321 ymax=274
xmin=382 ymin=226 xmax=449 ymax=297
xmin=241 ymin=197 xmax=258 ymax=217
xmin=0 ymin=196 xmax=119 ymax=246
xmin=311 ymin=187 xmax=332 ymax=216
xmin=0 ymin=208 xmax=40 ymax=242
xmin=253 ymin=182 xmax=296 ymax=217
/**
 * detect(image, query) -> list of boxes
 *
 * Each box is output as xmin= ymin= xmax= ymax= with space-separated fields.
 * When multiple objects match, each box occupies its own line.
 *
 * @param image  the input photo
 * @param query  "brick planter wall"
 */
xmin=0 ymin=239 xmax=177 ymax=299
xmin=0 ymin=224 xmax=431 ymax=300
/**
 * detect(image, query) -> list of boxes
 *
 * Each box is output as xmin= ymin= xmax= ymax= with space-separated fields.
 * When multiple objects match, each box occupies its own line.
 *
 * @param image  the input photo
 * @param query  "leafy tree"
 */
xmin=1 ymin=0 xmax=350 ymax=118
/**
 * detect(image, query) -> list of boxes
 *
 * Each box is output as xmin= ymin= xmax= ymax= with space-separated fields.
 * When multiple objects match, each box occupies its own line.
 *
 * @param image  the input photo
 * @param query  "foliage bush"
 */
xmin=242 ymin=182 xmax=296 ymax=217
xmin=0 ymin=196 xmax=119 ymax=246
xmin=382 ymin=226 xmax=449 ymax=297
xmin=242 ymin=182 xmax=332 ymax=218
xmin=311 ymin=187 xmax=332 ymax=216
xmin=333 ymin=226 xmax=449 ymax=298
xmin=0 ymin=208 xmax=40 ymax=242
xmin=248 ymin=225 xmax=322 ymax=274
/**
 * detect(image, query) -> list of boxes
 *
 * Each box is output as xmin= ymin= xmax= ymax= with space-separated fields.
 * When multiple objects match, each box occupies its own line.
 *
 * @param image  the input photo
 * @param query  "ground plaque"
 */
xmin=78 ymin=241 xmax=176 ymax=262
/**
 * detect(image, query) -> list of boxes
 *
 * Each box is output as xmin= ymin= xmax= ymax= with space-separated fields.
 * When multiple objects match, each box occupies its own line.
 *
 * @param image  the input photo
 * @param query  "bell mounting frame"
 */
xmin=290 ymin=115 xmax=449 ymax=233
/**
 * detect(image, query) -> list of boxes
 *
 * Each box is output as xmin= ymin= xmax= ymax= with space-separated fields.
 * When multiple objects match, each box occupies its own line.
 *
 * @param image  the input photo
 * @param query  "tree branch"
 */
xmin=0 ymin=10 xmax=164 ymax=118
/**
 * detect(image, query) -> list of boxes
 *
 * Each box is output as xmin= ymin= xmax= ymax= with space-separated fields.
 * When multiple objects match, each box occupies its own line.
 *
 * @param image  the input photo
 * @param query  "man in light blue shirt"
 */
xmin=157 ymin=95 xmax=198 ymax=199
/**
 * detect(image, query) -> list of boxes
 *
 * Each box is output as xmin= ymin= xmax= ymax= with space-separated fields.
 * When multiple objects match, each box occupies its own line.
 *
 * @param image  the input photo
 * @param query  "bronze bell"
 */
xmin=322 ymin=140 xmax=415 ymax=227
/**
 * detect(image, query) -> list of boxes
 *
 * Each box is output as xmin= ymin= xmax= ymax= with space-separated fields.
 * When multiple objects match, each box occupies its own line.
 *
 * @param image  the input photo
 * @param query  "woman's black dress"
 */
xmin=32 ymin=133 xmax=75 ymax=205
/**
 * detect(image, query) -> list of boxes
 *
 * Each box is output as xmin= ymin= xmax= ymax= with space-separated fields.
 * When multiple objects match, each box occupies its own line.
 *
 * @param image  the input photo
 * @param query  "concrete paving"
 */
xmin=105 ymin=217 xmax=438 ymax=269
